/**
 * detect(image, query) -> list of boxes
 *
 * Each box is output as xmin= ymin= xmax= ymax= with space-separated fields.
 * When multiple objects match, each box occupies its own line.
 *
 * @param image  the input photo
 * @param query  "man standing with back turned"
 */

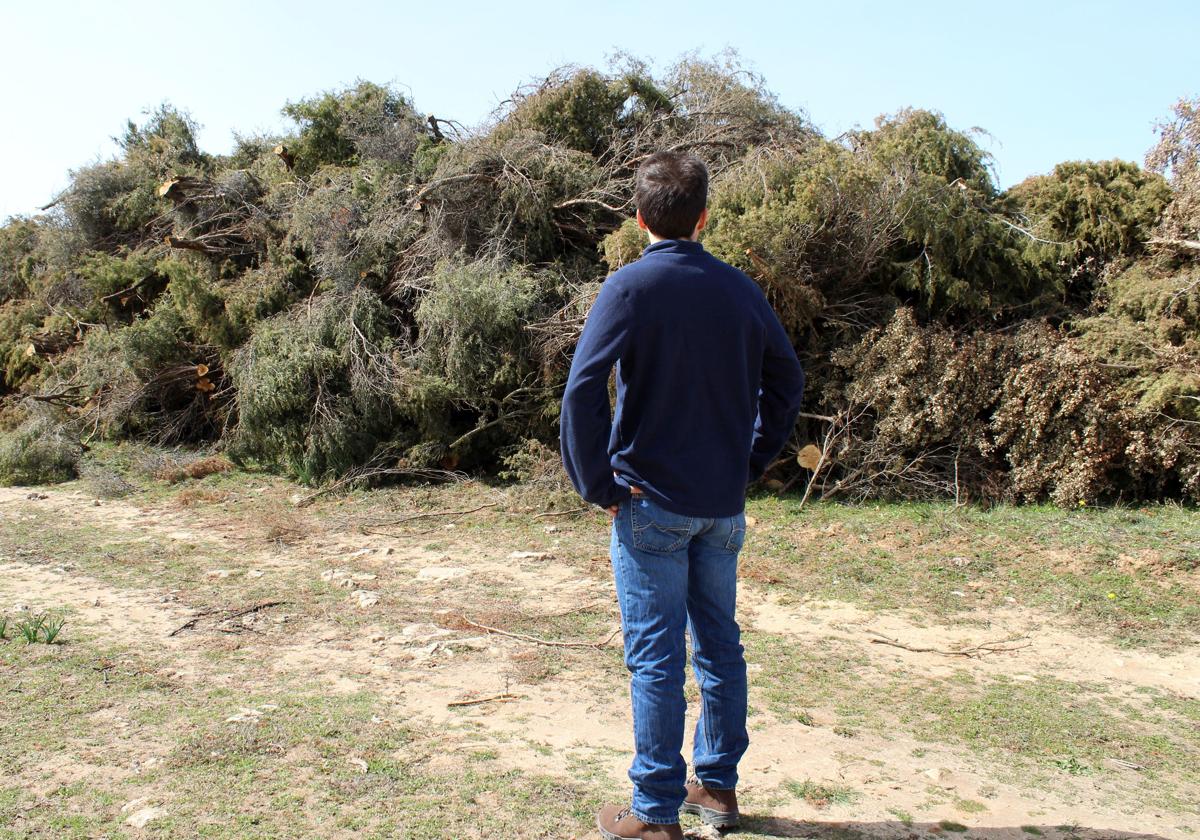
xmin=560 ymin=151 xmax=806 ymax=840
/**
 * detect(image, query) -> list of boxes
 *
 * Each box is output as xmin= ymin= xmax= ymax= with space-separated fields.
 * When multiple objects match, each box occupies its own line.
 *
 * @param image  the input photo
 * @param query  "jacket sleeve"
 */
xmin=747 ymin=307 xmax=805 ymax=483
xmin=559 ymin=280 xmax=634 ymax=509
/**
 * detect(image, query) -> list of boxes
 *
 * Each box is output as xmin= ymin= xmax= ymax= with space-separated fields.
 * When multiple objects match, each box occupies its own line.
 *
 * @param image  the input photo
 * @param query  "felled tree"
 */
xmin=281 ymin=81 xmax=429 ymax=176
xmin=412 ymin=132 xmax=603 ymax=267
xmin=853 ymin=109 xmax=1043 ymax=319
xmin=58 ymin=105 xmax=209 ymax=253
xmin=1146 ymin=96 xmax=1200 ymax=249
xmin=704 ymin=140 xmax=910 ymax=340
xmin=227 ymin=287 xmax=401 ymax=484
xmin=407 ymin=257 xmax=564 ymax=466
xmin=1008 ymin=160 xmax=1170 ymax=300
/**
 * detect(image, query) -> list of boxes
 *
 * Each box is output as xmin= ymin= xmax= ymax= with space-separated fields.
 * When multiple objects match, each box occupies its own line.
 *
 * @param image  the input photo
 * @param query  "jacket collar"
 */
xmin=642 ymin=238 xmax=705 ymax=257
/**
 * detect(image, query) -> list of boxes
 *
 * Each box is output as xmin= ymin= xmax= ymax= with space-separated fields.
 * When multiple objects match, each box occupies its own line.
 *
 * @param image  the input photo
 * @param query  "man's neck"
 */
xmin=646 ymin=232 xmax=699 ymax=244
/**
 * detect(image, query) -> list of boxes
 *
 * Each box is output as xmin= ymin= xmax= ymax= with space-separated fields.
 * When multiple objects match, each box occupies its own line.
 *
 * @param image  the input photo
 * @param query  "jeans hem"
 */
xmin=631 ymin=806 xmax=680 ymax=826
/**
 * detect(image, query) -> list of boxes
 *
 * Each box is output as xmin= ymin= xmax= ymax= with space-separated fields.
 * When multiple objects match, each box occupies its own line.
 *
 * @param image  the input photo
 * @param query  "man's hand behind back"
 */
xmin=607 ymin=484 xmax=642 ymax=519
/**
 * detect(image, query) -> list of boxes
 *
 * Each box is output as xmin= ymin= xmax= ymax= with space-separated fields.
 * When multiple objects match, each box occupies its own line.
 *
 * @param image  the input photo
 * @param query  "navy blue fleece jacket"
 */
xmin=559 ymin=238 xmax=805 ymax=517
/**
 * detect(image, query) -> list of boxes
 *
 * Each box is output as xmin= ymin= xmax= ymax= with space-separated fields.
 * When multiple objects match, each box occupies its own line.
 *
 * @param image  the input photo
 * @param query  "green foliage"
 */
xmin=117 ymin=302 xmax=191 ymax=378
xmin=286 ymin=162 xmax=418 ymax=288
xmin=415 ymin=258 xmax=557 ymax=407
xmin=60 ymin=105 xmax=207 ymax=251
xmin=0 ymin=300 xmax=50 ymax=390
xmin=60 ymin=159 xmax=155 ymax=248
xmin=282 ymin=81 xmax=425 ymax=176
xmin=601 ymin=218 xmax=645 ymax=271
xmin=76 ymin=249 xmax=159 ymax=315
xmin=227 ymin=288 xmax=400 ymax=484
xmin=705 ymin=142 xmax=896 ymax=336
xmin=858 ymin=107 xmax=995 ymax=195
xmin=0 ymin=59 xmax=1192 ymax=504
xmin=157 ymin=255 xmax=233 ymax=348
xmin=118 ymin=104 xmax=205 ymax=173
xmin=0 ymin=412 xmax=82 ymax=486
xmin=1077 ymin=262 xmax=1200 ymax=423
xmin=861 ymin=110 xmax=1041 ymax=315
xmin=658 ymin=52 xmax=811 ymax=164
xmin=1009 ymin=160 xmax=1171 ymax=296
xmin=220 ymin=250 xmax=313 ymax=340
xmin=12 ymin=612 xmax=65 ymax=644
xmin=504 ymin=68 xmax=634 ymax=156
xmin=423 ymin=134 xmax=601 ymax=264
xmin=0 ymin=218 xmax=41 ymax=302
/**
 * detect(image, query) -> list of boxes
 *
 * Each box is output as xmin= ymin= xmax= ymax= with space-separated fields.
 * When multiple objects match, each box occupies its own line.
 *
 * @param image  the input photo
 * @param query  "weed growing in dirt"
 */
xmin=13 ymin=613 xmax=66 ymax=644
xmin=785 ymin=779 xmax=860 ymax=808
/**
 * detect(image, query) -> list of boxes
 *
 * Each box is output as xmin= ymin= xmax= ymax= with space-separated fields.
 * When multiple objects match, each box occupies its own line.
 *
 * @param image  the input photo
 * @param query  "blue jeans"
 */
xmin=609 ymin=493 xmax=749 ymax=825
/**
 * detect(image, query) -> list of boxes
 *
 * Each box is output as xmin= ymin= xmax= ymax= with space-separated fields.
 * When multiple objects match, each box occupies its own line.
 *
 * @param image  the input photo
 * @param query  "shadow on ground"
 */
xmin=732 ymin=817 xmax=1174 ymax=840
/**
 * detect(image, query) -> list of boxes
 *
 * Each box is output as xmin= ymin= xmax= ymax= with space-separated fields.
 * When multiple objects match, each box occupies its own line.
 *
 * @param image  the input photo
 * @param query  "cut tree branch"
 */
xmin=1147 ymin=237 xmax=1200 ymax=252
xmin=866 ymin=630 xmax=1030 ymax=658
xmin=455 ymin=616 xmax=621 ymax=649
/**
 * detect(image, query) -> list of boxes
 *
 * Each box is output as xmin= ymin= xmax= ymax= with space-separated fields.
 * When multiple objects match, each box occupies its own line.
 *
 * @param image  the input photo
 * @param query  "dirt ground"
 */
xmin=1 ymin=469 xmax=1197 ymax=839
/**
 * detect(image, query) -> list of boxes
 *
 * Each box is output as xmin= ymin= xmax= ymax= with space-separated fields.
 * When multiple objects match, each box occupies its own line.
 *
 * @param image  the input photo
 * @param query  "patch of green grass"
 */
xmin=752 ymin=629 xmax=1200 ymax=814
xmin=1052 ymin=756 xmax=1093 ymax=776
xmin=0 ymin=629 xmax=612 ymax=839
xmin=784 ymin=779 xmax=859 ymax=809
xmin=740 ymin=496 xmax=1200 ymax=646
xmin=954 ymin=796 xmax=988 ymax=813
xmin=939 ymin=820 xmax=969 ymax=832
xmin=887 ymin=806 xmax=914 ymax=826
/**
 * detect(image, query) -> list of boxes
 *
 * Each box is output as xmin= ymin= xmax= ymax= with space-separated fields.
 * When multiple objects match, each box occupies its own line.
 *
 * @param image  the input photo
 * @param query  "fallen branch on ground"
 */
xmin=533 ymin=507 xmax=589 ymax=518
xmin=168 ymin=601 xmax=287 ymax=637
xmin=368 ymin=502 xmax=498 ymax=527
xmin=294 ymin=464 xmax=466 ymax=508
xmin=447 ymin=693 xmax=520 ymax=708
xmin=456 ymin=615 xmax=621 ymax=649
xmin=865 ymin=630 xmax=1030 ymax=658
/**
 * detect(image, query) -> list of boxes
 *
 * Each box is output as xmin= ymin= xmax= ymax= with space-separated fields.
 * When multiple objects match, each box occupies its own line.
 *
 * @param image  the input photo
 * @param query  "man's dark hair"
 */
xmin=634 ymin=151 xmax=709 ymax=239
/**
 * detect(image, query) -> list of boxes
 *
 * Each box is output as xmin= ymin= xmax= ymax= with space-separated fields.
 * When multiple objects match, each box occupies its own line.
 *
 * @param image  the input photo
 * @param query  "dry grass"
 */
xmin=172 ymin=486 xmax=231 ymax=507
xmin=153 ymin=454 xmax=234 ymax=483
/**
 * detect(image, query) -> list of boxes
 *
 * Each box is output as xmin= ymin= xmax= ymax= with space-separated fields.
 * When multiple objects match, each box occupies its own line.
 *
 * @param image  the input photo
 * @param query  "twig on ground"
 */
xmin=865 ymin=630 xmax=1030 ymax=658
xmin=365 ymin=502 xmax=498 ymax=529
xmin=167 ymin=608 xmax=220 ymax=637
xmin=294 ymin=465 xmax=466 ymax=508
xmin=1106 ymin=757 xmax=1144 ymax=771
xmin=533 ymin=507 xmax=590 ymax=518
xmin=168 ymin=601 xmax=287 ymax=637
xmin=447 ymin=692 xmax=520 ymax=708
xmin=456 ymin=615 xmax=621 ymax=649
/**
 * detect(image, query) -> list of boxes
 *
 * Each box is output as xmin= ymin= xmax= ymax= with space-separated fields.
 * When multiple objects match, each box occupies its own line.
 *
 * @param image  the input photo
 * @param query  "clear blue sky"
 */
xmin=3 ymin=0 xmax=1197 ymax=221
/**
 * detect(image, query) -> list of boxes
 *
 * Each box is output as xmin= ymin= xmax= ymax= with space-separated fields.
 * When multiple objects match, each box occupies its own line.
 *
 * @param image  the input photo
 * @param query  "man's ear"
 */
xmin=694 ymin=207 xmax=709 ymax=235
xmin=635 ymin=209 xmax=649 ymax=231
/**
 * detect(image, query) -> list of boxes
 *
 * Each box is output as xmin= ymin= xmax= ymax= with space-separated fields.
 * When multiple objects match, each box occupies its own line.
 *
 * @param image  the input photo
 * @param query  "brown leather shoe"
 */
xmin=681 ymin=777 xmax=739 ymax=828
xmin=596 ymin=804 xmax=683 ymax=840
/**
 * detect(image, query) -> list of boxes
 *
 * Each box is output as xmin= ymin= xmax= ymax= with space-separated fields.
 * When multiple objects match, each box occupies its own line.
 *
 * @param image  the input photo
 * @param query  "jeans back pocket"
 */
xmin=630 ymin=497 xmax=694 ymax=554
xmin=723 ymin=511 xmax=747 ymax=552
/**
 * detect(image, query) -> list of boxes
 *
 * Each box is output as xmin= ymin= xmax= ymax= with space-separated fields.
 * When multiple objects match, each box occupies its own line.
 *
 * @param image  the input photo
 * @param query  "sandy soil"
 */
xmin=1 ymin=484 xmax=1196 ymax=839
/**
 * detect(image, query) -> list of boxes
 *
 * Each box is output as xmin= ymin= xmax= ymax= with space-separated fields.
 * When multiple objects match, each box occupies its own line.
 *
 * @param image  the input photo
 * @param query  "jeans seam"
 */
xmin=695 ymin=651 xmax=716 ymax=767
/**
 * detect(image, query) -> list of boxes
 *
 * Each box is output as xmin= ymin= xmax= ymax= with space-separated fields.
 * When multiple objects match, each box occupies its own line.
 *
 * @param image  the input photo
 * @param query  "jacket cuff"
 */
xmin=592 ymin=482 xmax=631 ymax=509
